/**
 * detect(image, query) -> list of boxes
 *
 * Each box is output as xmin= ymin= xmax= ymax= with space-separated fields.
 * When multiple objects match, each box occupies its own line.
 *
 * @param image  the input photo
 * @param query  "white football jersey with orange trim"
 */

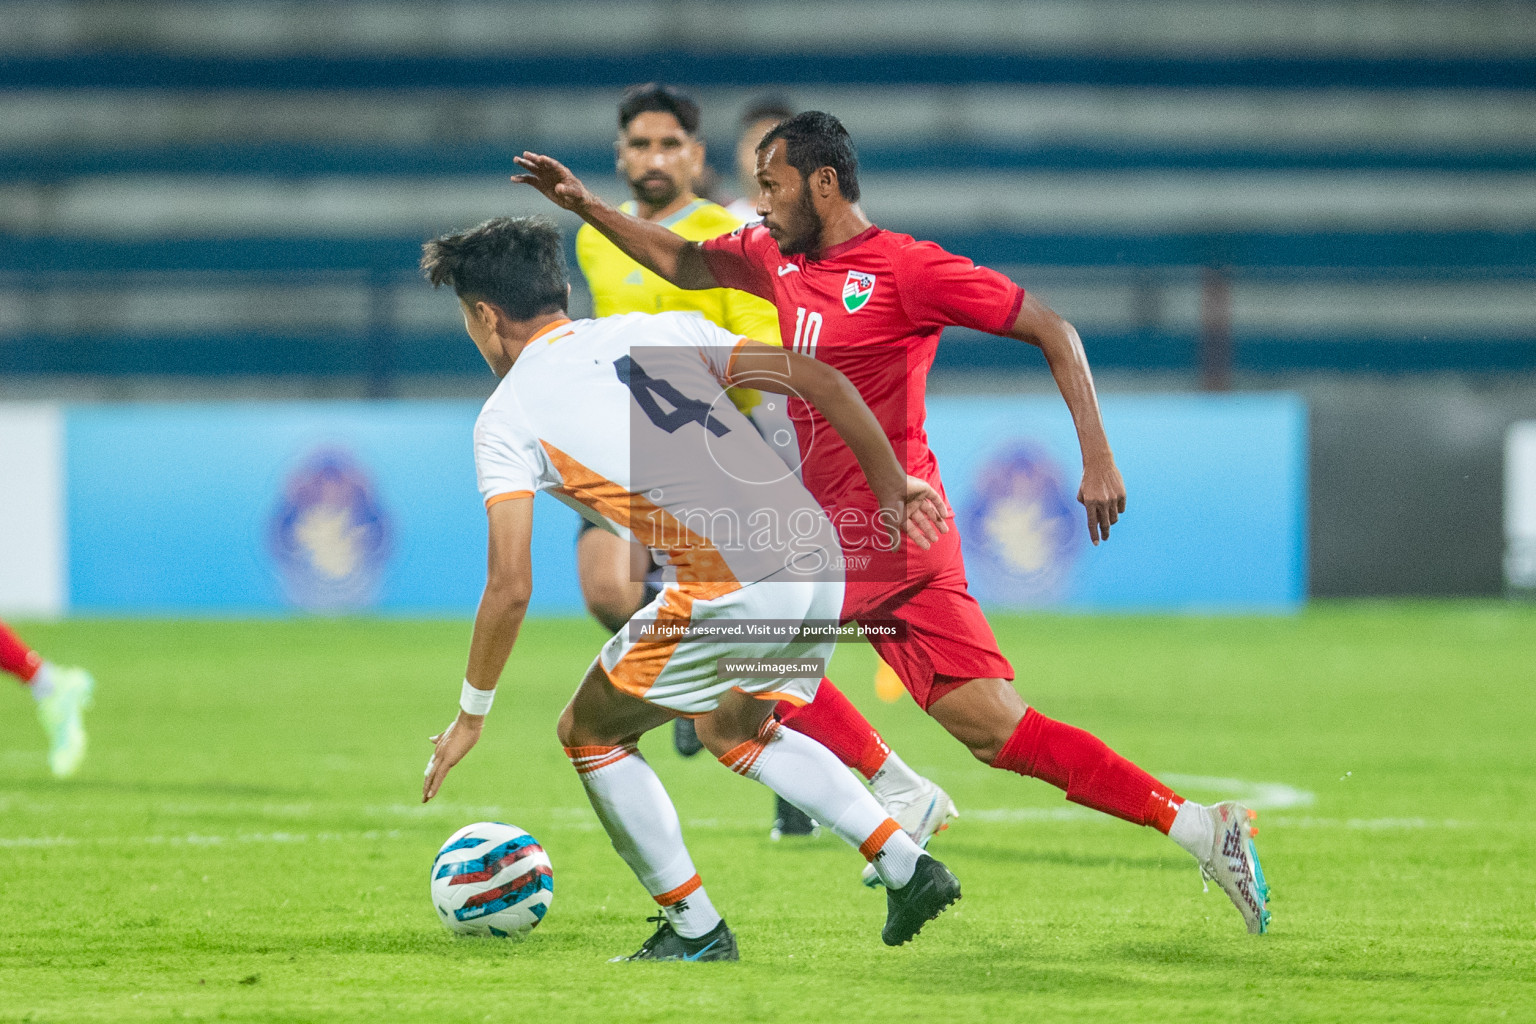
xmin=474 ymin=311 xmax=839 ymax=589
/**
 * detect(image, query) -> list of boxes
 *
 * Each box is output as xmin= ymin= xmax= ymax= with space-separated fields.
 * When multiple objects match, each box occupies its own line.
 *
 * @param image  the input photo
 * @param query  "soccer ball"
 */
xmin=430 ymin=822 xmax=553 ymax=937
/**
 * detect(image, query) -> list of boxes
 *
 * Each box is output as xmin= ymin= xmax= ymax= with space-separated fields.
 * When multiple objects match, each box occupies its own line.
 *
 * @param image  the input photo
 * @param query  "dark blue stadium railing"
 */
xmin=3 ymin=143 xmax=1533 ymax=183
xmin=7 ymin=231 xmax=1533 ymax=275
xmin=4 ymin=230 xmax=1533 ymax=381
xmin=5 ymin=40 xmax=1532 ymax=383
xmin=5 ymin=51 xmax=1536 ymax=90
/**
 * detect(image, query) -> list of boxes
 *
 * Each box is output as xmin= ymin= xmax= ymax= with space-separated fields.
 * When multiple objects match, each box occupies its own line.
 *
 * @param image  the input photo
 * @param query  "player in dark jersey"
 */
xmin=513 ymin=111 xmax=1271 ymax=935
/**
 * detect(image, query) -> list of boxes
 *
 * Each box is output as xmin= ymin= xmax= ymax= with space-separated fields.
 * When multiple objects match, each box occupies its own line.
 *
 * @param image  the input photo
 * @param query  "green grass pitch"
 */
xmin=1 ymin=604 xmax=1532 ymax=1022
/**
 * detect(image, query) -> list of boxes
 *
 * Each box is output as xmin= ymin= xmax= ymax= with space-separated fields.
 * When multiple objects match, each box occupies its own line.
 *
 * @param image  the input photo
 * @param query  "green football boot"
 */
xmin=37 ymin=666 xmax=93 ymax=778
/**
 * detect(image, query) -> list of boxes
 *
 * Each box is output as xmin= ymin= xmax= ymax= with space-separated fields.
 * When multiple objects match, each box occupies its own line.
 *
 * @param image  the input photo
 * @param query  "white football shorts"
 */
xmin=597 ymin=576 xmax=844 ymax=716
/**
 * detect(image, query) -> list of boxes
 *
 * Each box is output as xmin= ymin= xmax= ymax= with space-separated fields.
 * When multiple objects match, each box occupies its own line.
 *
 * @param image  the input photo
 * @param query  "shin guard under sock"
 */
xmin=720 ymin=720 xmax=921 ymax=887
xmin=567 ymin=744 xmax=723 ymax=937
xmin=991 ymin=708 xmax=1183 ymax=831
xmin=775 ymin=678 xmax=891 ymax=778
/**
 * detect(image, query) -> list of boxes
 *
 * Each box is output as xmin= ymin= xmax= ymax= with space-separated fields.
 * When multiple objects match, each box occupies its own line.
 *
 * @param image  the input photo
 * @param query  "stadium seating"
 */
xmin=2 ymin=0 xmax=1533 ymax=384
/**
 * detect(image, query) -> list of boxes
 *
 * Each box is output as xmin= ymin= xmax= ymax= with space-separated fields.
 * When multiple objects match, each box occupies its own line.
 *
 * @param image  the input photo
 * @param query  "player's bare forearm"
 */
xmin=465 ymin=497 xmax=536 ymax=688
xmin=728 ymin=341 xmax=946 ymax=548
xmin=424 ymin=568 xmax=530 ymax=803
xmin=1007 ymin=292 xmax=1127 ymax=543
xmin=584 ymin=205 xmax=718 ymax=290
xmin=730 ymin=343 xmax=903 ymax=497
xmin=423 ymin=499 xmax=534 ymax=803
xmin=464 ymin=578 xmax=530 ymax=691
xmin=1007 ymin=294 xmax=1111 ymax=462
xmin=511 ymin=152 xmax=718 ymax=289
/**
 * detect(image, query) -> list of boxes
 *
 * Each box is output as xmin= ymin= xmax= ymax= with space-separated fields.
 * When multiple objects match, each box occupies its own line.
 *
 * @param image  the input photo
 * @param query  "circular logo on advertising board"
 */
xmin=269 ymin=448 xmax=390 ymax=611
xmin=962 ymin=444 xmax=1084 ymax=606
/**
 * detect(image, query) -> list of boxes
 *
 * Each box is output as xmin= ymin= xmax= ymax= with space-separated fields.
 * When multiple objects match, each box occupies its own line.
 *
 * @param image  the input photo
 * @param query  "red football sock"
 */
xmin=777 ymin=678 xmax=891 ymax=779
xmin=991 ymin=708 xmax=1183 ymax=833
xmin=0 ymin=620 xmax=42 ymax=683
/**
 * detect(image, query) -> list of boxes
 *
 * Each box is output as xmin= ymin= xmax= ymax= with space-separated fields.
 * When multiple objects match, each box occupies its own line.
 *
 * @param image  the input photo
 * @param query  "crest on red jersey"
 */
xmin=842 ymin=271 xmax=876 ymax=313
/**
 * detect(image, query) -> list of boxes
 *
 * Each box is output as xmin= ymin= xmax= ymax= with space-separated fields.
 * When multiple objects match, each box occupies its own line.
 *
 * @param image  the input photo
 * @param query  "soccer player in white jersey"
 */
xmin=417 ymin=216 xmax=961 ymax=960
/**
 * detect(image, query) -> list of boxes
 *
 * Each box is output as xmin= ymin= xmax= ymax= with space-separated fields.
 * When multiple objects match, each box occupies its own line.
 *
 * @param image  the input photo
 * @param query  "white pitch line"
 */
xmin=0 ymin=829 xmax=403 ymax=848
xmin=966 ymin=807 xmax=1099 ymax=823
xmin=6 ymin=778 xmax=1483 ymax=850
xmin=1157 ymin=773 xmax=1317 ymax=810
xmin=0 ymin=814 xmax=1495 ymax=849
xmin=1267 ymin=816 xmax=1473 ymax=830
xmin=870 ymin=808 xmax=1479 ymax=830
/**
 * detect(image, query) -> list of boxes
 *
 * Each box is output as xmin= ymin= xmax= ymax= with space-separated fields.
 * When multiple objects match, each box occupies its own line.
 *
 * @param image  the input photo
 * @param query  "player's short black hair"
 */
xmin=758 ymin=110 xmax=860 ymax=202
xmin=420 ymin=216 xmax=568 ymax=320
xmin=740 ymin=95 xmax=795 ymax=130
xmin=618 ymin=83 xmax=702 ymax=136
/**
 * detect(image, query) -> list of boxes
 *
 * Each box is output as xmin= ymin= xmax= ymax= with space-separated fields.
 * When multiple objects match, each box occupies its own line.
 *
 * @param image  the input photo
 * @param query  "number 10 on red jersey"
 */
xmin=790 ymin=307 xmax=822 ymax=357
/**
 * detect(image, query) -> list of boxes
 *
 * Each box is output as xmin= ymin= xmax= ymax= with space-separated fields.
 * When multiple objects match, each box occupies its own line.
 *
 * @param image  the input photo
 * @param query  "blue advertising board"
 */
xmin=924 ymin=393 xmax=1307 ymax=611
xmin=66 ymin=401 xmax=582 ymax=615
xmin=61 ymin=393 xmax=1305 ymax=615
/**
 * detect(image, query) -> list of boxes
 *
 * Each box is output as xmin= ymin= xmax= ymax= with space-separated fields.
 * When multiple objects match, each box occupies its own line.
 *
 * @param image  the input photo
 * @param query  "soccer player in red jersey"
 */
xmin=513 ymin=111 xmax=1271 ymax=934
xmin=1 ymin=618 xmax=93 ymax=777
xmin=573 ymin=84 xmax=954 ymax=848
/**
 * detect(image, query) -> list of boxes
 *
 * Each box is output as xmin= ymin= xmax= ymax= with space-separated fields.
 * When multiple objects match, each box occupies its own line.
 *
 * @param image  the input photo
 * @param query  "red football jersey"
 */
xmin=702 ymin=224 xmax=1025 ymax=516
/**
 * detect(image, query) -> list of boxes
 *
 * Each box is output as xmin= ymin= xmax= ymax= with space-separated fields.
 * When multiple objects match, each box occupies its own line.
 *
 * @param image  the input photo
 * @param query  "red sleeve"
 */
xmin=700 ymin=224 xmax=777 ymax=302
xmin=891 ymin=241 xmax=1025 ymax=334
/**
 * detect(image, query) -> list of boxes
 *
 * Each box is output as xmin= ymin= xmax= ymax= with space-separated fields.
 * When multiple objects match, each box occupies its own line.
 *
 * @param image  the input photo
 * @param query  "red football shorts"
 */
xmin=840 ymin=520 xmax=1014 ymax=711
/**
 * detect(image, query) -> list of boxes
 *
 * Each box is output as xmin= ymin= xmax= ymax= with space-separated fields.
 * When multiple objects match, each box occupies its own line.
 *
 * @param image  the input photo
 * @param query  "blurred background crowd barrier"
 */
xmin=0 ymin=0 xmax=1532 ymax=612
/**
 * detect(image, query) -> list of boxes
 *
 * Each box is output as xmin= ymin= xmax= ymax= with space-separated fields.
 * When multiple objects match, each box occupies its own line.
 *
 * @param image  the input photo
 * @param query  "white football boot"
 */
xmin=861 ymin=779 xmax=959 ymax=887
xmin=1197 ymin=801 xmax=1271 ymax=934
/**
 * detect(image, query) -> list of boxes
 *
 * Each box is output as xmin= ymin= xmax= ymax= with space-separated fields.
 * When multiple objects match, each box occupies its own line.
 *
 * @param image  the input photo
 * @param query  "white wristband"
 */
xmin=459 ymin=679 xmax=496 ymax=716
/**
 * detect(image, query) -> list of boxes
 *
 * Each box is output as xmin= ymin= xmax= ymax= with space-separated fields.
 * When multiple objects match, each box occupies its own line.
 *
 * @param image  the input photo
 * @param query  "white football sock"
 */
xmin=567 ymin=744 xmax=722 ymax=938
xmin=660 ymin=882 xmax=720 ymax=940
xmin=722 ymin=722 xmax=923 ymax=889
xmin=860 ymin=818 xmax=922 ymax=890
xmin=868 ymin=749 xmax=926 ymax=809
xmin=1168 ymin=800 xmax=1214 ymax=861
xmin=28 ymin=663 xmax=54 ymax=701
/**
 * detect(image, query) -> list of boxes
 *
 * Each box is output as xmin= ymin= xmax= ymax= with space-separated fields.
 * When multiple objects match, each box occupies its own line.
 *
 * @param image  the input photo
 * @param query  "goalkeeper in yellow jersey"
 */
xmin=571 ymin=84 xmax=956 ymax=859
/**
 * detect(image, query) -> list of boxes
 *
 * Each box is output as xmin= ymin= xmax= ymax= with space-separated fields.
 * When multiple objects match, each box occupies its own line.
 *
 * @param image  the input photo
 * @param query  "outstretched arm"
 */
xmin=727 ymin=341 xmax=948 ymax=551
xmin=511 ymin=152 xmax=719 ymax=290
xmin=1006 ymin=293 xmax=1126 ymax=545
xmin=423 ymin=496 xmax=534 ymax=802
